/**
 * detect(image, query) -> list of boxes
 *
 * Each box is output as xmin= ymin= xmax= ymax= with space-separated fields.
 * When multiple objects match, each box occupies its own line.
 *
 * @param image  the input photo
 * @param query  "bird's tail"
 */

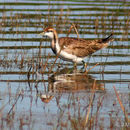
xmin=102 ymin=33 xmax=114 ymax=43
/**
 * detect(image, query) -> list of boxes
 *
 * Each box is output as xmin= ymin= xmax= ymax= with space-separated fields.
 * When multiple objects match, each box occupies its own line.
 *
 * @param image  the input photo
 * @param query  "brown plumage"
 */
xmin=39 ymin=27 xmax=114 ymax=64
xmin=59 ymin=36 xmax=112 ymax=57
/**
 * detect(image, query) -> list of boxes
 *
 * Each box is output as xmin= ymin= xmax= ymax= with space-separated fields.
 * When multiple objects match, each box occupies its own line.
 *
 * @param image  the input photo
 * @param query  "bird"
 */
xmin=39 ymin=27 xmax=114 ymax=66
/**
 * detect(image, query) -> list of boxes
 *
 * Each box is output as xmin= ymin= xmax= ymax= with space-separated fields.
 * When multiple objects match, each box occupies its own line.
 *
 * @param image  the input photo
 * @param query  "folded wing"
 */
xmin=59 ymin=36 xmax=111 ymax=57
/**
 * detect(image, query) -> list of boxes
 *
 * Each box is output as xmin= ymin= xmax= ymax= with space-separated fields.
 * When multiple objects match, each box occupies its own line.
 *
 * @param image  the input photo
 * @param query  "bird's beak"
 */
xmin=39 ymin=32 xmax=45 ymax=36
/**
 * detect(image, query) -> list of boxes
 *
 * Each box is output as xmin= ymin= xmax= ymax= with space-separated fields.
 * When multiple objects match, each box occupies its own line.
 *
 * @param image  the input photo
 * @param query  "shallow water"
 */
xmin=0 ymin=0 xmax=130 ymax=129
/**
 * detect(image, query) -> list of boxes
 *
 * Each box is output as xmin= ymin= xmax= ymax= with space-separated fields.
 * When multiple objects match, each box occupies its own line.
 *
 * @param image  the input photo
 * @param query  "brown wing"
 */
xmin=59 ymin=37 xmax=87 ymax=47
xmin=59 ymin=37 xmax=108 ymax=57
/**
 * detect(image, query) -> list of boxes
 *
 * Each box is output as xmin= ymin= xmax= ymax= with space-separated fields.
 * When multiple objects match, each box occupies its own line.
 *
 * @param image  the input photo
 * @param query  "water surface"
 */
xmin=0 ymin=0 xmax=130 ymax=129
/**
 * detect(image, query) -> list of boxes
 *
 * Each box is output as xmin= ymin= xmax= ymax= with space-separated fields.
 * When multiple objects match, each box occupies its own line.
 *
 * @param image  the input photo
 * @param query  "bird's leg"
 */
xmin=72 ymin=62 xmax=77 ymax=70
xmin=81 ymin=60 xmax=88 ymax=71
xmin=74 ymin=62 xmax=77 ymax=68
xmin=82 ymin=55 xmax=91 ymax=71
xmin=82 ymin=61 xmax=85 ymax=67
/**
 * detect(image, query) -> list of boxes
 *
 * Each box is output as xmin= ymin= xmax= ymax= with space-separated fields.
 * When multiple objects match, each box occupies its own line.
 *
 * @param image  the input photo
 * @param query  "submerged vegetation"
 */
xmin=0 ymin=0 xmax=130 ymax=129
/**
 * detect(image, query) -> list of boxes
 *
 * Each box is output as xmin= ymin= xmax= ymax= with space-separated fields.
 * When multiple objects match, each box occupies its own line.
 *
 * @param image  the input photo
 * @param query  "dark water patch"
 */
xmin=0 ymin=45 xmax=130 ymax=50
xmin=1 ymin=38 xmax=130 ymax=42
xmin=1 ymin=1 xmax=129 ymax=6
xmin=0 ymin=38 xmax=41 ymax=42
xmin=1 ymin=15 xmax=129 ymax=23
xmin=1 ymin=7 xmax=130 ymax=12
xmin=1 ymin=30 xmax=130 ymax=36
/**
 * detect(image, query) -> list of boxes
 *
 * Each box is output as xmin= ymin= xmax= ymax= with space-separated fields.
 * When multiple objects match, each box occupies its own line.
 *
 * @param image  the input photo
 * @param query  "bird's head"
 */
xmin=39 ymin=27 xmax=55 ymax=39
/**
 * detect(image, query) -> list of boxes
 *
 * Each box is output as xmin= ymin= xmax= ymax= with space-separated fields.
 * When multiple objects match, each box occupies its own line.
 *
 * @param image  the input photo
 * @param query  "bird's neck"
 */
xmin=51 ymin=30 xmax=61 ymax=54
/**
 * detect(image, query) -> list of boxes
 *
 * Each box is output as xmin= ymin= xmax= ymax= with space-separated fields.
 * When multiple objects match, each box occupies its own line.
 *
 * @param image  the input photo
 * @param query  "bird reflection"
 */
xmin=39 ymin=68 xmax=104 ymax=103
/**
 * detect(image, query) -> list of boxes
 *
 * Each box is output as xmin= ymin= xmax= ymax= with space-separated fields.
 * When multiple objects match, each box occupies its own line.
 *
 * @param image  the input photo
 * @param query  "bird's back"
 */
xmin=58 ymin=34 xmax=113 ymax=57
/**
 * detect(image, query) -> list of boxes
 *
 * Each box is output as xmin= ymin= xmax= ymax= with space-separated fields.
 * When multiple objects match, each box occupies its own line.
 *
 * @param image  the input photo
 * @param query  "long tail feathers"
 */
xmin=102 ymin=33 xmax=114 ymax=43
